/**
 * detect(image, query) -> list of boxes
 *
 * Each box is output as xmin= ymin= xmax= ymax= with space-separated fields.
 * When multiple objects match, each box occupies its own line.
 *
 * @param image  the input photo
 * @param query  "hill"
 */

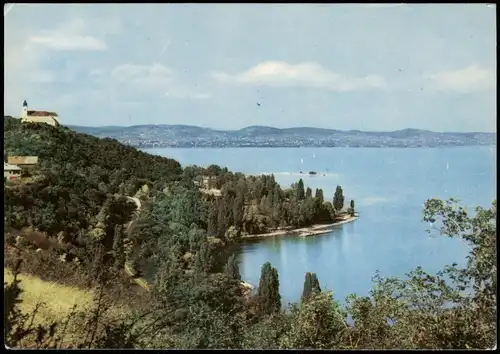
xmin=67 ymin=123 xmax=497 ymax=148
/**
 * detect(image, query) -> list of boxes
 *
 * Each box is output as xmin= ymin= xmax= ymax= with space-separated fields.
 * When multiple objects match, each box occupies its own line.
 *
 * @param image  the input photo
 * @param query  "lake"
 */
xmin=144 ymin=146 xmax=496 ymax=306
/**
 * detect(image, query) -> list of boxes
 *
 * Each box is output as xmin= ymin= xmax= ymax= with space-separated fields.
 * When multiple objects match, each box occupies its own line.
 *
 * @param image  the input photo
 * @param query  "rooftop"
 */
xmin=7 ymin=156 xmax=39 ymax=165
xmin=4 ymin=163 xmax=22 ymax=171
xmin=27 ymin=110 xmax=59 ymax=117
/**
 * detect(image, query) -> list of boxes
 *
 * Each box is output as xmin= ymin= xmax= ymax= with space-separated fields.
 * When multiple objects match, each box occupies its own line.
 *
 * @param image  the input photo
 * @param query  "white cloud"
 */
xmin=423 ymin=65 xmax=495 ymax=92
xmin=111 ymin=63 xmax=174 ymax=90
xmin=28 ymin=18 xmax=107 ymax=51
xmin=211 ymin=61 xmax=387 ymax=91
xmin=111 ymin=63 xmax=210 ymax=100
xmin=4 ymin=16 xmax=116 ymax=117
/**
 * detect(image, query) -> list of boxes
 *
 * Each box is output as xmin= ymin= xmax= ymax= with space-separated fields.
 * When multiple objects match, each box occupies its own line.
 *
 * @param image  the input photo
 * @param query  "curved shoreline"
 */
xmin=241 ymin=215 xmax=358 ymax=240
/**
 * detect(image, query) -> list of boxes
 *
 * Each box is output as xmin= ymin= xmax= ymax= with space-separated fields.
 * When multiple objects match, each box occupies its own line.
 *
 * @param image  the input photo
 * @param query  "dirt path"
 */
xmin=124 ymin=196 xmax=151 ymax=292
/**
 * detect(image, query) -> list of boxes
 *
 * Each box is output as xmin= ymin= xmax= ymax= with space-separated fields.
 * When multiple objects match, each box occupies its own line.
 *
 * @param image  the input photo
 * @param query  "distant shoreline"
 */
xmin=241 ymin=215 xmax=358 ymax=240
xmin=138 ymin=145 xmax=496 ymax=149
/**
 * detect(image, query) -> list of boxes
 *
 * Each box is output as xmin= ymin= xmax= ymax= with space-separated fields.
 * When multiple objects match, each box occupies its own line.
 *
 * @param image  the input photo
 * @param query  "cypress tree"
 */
xmin=315 ymin=188 xmax=324 ymax=205
xmin=194 ymin=241 xmax=214 ymax=274
xmin=306 ymin=187 xmax=312 ymax=199
xmin=207 ymin=202 xmax=218 ymax=237
xmin=296 ymin=179 xmax=305 ymax=201
xmin=233 ymin=193 xmax=244 ymax=229
xmin=224 ymin=254 xmax=241 ymax=281
xmin=350 ymin=199 xmax=355 ymax=216
xmin=333 ymin=185 xmax=345 ymax=212
xmin=311 ymin=272 xmax=321 ymax=295
xmin=301 ymin=272 xmax=313 ymax=302
xmin=302 ymin=272 xmax=322 ymax=302
xmin=257 ymin=262 xmax=281 ymax=315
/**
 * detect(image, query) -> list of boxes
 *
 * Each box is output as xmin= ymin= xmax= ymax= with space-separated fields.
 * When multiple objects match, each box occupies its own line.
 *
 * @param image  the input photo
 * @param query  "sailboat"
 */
xmin=300 ymin=158 xmax=304 ymax=164
xmin=312 ymin=153 xmax=316 ymax=158
xmin=446 ymin=163 xmax=449 ymax=170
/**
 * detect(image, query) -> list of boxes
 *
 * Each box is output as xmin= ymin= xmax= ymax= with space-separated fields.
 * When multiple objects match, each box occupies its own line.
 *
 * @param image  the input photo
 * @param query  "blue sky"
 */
xmin=4 ymin=3 xmax=496 ymax=132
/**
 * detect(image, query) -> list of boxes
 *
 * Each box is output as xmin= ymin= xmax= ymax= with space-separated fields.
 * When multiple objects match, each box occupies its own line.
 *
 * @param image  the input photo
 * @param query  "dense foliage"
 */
xmin=4 ymin=117 xmax=496 ymax=349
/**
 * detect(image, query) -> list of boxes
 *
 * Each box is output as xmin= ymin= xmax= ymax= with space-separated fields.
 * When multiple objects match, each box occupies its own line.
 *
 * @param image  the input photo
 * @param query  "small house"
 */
xmin=4 ymin=163 xmax=22 ymax=182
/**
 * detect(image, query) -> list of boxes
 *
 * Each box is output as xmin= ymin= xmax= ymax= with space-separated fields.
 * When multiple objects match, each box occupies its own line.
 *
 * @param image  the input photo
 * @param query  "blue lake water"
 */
xmin=144 ymin=147 xmax=496 ymax=305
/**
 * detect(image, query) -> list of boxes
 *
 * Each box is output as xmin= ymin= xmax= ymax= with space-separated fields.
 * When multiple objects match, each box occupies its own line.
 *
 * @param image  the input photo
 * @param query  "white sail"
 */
xmin=300 ymin=158 xmax=304 ymax=164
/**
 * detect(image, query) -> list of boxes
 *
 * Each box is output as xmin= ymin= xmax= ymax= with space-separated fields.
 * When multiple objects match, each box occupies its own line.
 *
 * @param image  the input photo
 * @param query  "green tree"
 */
xmin=301 ymin=272 xmax=313 ymax=302
xmin=302 ymin=272 xmax=321 ymax=302
xmin=207 ymin=202 xmax=218 ymax=237
xmin=280 ymin=291 xmax=347 ymax=349
xmin=333 ymin=185 xmax=344 ymax=212
xmin=194 ymin=242 xmax=214 ymax=274
xmin=257 ymin=262 xmax=282 ymax=316
xmin=296 ymin=179 xmax=305 ymax=201
xmin=112 ymin=224 xmax=125 ymax=271
xmin=350 ymin=200 xmax=355 ymax=215
xmin=315 ymin=188 xmax=324 ymax=205
xmin=224 ymin=254 xmax=241 ymax=281
xmin=311 ymin=273 xmax=321 ymax=295
xmin=233 ymin=194 xmax=244 ymax=229
xmin=306 ymin=187 xmax=312 ymax=199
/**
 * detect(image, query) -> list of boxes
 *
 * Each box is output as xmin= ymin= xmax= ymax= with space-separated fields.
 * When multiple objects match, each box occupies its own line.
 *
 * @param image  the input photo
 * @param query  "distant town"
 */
xmin=68 ymin=124 xmax=496 ymax=149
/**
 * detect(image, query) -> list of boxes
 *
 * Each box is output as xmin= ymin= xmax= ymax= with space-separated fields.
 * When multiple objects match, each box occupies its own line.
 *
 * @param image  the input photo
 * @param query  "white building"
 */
xmin=21 ymin=100 xmax=60 ymax=127
xmin=4 ymin=162 xmax=22 ymax=182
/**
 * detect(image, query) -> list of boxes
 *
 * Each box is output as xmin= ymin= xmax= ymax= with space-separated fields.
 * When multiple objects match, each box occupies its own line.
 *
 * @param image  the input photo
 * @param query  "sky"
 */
xmin=4 ymin=3 xmax=497 ymax=132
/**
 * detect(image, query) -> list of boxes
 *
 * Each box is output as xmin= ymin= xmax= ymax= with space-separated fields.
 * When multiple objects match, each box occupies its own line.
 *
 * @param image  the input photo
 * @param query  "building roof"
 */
xmin=8 ymin=156 xmax=39 ymax=165
xmin=4 ymin=163 xmax=22 ymax=171
xmin=27 ymin=110 xmax=59 ymax=117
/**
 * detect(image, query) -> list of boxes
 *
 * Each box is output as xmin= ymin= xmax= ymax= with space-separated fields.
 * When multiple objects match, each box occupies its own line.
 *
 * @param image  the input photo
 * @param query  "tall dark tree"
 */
xmin=207 ymin=202 xmax=218 ymax=237
xmin=301 ymin=272 xmax=313 ymax=302
xmin=333 ymin=185 xmax=345 ymax=212
xmin=194 ymin=241 xmax=214 ymax=274
xmin=302 ymin=272 xmax=321 ymax=302
xmin=296 ymin=179 xmax=305 ymax=201
xmin=311 ymin=272 xmax=321 ymax=295
xmin=257 ymin=262 xmax=281 ymax=316
xmin=350 ymin=200 xmax=355 ymax=216
xmin=306 ymin=187 xmax=312 ymax=199
xmin=315 ymin=188 xmax=324 ymax=205
xmin=216 ymin=200 xmax=228 ymax=239
xmin=112 ymin=224 xmax=125 ymax=271
xmin=224 ymin=254 xmax=241 ymax=281
xmin=233 ymin=193 xmax=244 ymax=229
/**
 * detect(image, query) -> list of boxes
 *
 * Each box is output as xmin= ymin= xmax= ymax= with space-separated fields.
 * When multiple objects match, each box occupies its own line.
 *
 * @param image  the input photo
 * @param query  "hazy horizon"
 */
xmin=4 ymin=4 xmax=496 ymax=132
xmin=65 ymin=121 xmax=495 ymax=135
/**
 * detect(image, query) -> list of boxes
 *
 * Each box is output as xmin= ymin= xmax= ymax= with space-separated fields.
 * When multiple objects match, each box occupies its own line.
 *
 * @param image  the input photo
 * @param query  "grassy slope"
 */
xmin=4 ymin=268 xmax=94 ymax=323
xmin=4 ymin=117 xmax=175 ymax=328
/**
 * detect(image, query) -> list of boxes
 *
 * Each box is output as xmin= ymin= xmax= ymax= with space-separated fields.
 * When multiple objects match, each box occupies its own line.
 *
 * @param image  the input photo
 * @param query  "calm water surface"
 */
xmin=144 ymin=147 xmax=496 ymax=305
